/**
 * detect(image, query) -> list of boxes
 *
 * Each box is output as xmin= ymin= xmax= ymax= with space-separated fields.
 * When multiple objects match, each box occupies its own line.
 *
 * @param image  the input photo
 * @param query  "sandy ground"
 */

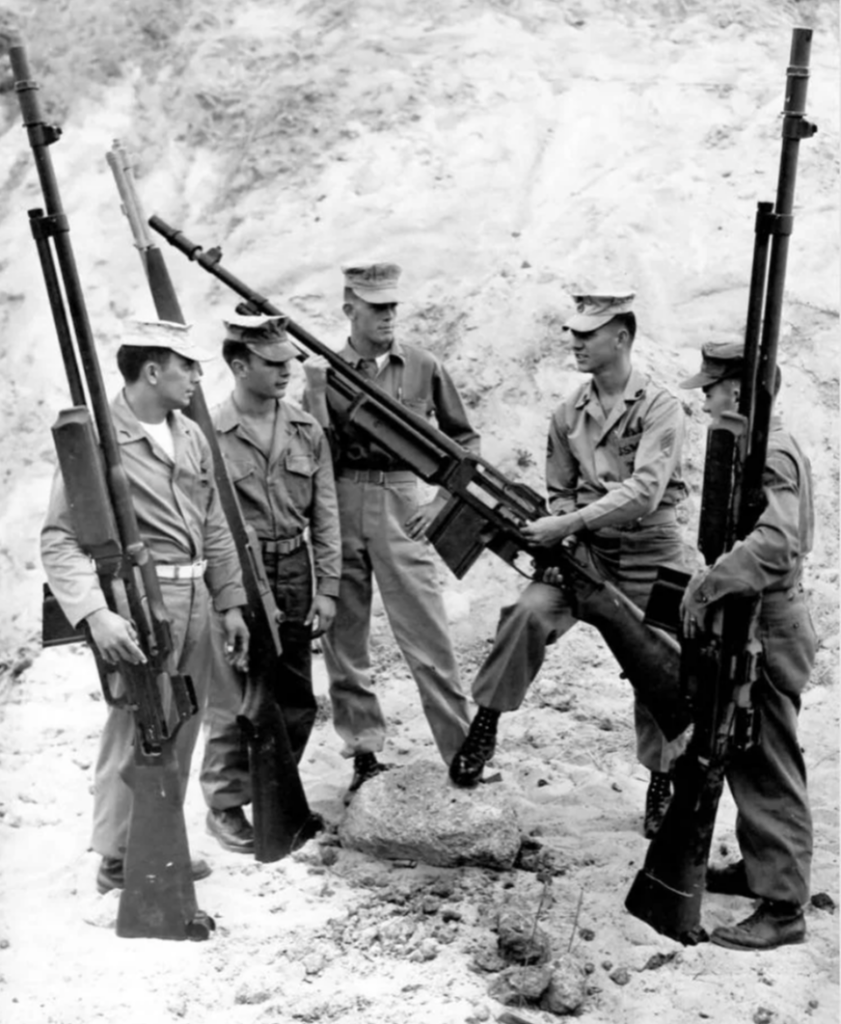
xmin=0 ymin=0 xmax=838 ymax=1021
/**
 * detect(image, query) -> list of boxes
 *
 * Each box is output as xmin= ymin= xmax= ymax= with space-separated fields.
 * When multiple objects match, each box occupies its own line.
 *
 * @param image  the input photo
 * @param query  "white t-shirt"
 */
xmin=142 ymin=419 xmax=175 ymax=460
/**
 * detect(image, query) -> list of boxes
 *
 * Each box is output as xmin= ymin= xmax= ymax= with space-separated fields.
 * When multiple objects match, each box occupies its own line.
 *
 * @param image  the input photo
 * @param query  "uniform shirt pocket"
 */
xmin=279 ymin=451 xmax=316 ymax=512
xmin=227 ymin=458 xmax=264 ymax=508
xmin=401 ymin=397 xmax=430 ymax=421
xmin=285 ymin=453 xmax=317 ymax=477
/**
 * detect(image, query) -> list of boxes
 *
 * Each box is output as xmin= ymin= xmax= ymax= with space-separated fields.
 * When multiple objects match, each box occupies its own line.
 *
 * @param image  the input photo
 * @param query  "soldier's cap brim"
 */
xmin=348 ymin=284 xmax=401 ymax=305
xmin=564 ymin=311 xmax=620 ymax=333
xmin=244 ymin=339 xmax=301 ymax=363
xmin=121 ymin=319 xmax=216 ymax=361
xmin=679 ymin=366 xmax=743 ymax=389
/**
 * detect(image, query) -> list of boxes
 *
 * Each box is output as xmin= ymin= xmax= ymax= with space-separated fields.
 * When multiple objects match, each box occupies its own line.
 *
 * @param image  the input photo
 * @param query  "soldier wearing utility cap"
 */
xmin=303 ymin=261 xmax=475 ymax=800
xmin=200 ymin=312 xmax=341 ymax=853
xmin=679 ymin=340 xmax=816 ymax=951
xmin=40 ymin=318 xmax=250 ymax=893
xmin=450 ymin=289 xmax=692 ymax=840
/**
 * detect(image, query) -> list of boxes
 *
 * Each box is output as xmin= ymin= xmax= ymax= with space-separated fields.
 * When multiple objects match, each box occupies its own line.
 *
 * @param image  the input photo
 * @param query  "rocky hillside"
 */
xmin=0 ymin=0 xmax=838 ymax=666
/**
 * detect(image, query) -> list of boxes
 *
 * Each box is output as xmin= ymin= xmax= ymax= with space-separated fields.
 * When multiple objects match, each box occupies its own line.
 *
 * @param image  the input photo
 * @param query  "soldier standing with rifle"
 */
xmin=449 ymin=289 xmax=692 ymax=839
xmin=679 ymin=342 xmax=815 ymax=950
xmin=303 ymin=262 xmax=475 ymax=799
xmin=41 ymin=318 xmax=250 ymax=894
xmin=200 ymin=313 xmax=341 ymax=852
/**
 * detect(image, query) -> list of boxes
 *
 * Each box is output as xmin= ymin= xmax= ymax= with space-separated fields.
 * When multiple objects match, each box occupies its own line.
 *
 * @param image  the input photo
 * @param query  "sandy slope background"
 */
xmin=0 ymin=1 xmax=838 ymax=1022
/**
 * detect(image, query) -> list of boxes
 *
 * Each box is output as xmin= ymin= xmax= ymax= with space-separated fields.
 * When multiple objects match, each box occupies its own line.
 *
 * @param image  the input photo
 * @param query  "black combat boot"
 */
xmin=711 ymin=900 xmax=806 ymax=950
xmin=449 ymin=706 xmax=501 ymax=787
xmin=344 ymin=752 xmax=391 ymax=804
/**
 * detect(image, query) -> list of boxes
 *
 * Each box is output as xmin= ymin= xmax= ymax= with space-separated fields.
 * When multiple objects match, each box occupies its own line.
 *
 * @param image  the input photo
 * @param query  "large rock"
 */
xmin=339 ymin=760 xmax=521 ymax=869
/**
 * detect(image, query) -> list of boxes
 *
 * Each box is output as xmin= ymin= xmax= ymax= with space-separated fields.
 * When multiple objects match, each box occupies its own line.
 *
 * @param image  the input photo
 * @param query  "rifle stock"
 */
xmin=625 ymin=27 xmax=817 ymax=944
xmin=12 ymin=36 xmax=213 ymax=940
xmin=107 ymin=142 xmax=320 ymax=861
xmin=150 ymin=216 xmax=692 ymax=743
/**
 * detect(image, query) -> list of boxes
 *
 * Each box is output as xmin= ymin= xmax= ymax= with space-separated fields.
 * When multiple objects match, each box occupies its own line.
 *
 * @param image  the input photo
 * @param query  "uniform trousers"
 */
xmin=323 ymin=473 xmax=470 ymax=765
xmin=200 ymin=545 xmax=317 ymax=810
xmin=472 ymin=524 xmax=690 ymax=773
xmin=91 ymin=576 xmax=212 ymax=859
xmin=728 ymin=588 xmax=815 ymax=906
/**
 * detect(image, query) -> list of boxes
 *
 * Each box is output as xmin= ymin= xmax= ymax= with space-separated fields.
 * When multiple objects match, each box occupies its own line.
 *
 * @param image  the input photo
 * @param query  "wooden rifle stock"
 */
xmin=11 ymin=37 xmax=212 ymax=940
xmin=107 ymin=143 xmax=320 ymax=861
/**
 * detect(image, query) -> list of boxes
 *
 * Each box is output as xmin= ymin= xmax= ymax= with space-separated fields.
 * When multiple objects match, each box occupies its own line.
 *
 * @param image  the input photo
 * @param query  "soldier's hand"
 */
xmin=680 ymin=570 xmax=712 ymax=638
xmin=222 ymin=607 xmax=250 ymax=671
xmin=521 ymin=513 xmax=583 ymax=548
xmin=307 ymin=595 xmax=336 ymax=638
xmin=541 ymin=566 xmax=565 ymax=586
xmin=86 ymin=607 xmax=147 ymax=666
xmin=405 ymin=494 xmax=447 ymax=541
xmin=303 ymin=355 xmax=330 ymax=393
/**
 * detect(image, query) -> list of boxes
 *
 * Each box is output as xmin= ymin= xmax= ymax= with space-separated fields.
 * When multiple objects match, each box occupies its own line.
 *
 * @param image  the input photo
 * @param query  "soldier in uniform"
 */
xmin=200 ymin=314 xmax=341 ymax=852
xmin=303 ymin=262 xmax=475 ymax=799
xmin=680 ymin=341 xmax=815 ymax=950
xmin=450 ymin=290 xmax=692 ymax=839
xmin=40 ymin=319 xmax=250 ymax=893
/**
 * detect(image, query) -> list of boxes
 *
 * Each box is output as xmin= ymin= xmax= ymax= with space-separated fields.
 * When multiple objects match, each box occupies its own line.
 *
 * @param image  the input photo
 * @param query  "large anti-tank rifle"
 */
xmin=625 ymin=26 xmax=818 ymax=945
xmin=105 ymin=140 xmax=321 ymax=863
xmin=149 ymin=215 xmax=691 ymax=743
xmin=9 ymin=35 xmax=211 ymax=941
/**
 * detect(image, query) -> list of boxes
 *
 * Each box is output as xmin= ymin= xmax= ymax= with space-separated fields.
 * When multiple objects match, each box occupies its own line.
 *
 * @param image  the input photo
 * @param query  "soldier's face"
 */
xmin=152 ymin=353 xmax=202 ymax=410
xmin=702 ymin=379 xmax=740 ymax=427
xmin=240 ymin=352 xmax=293 ymax=399
xmin=346 ymin=297 xmax=398 ymax=349
xmin=570 ymin=322 xmax=626 ymax=373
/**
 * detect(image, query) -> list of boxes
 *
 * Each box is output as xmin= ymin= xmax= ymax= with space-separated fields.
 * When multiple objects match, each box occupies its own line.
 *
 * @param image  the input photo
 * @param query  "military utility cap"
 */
xmin=121 ymin=319 xmax=215 ymax=361
xmin=680 ymin=340 xmax=745 ymax=389
xmin=564 ymin=290 xmax=636 ymax=333
xmin=223 ymin=312 xmax=300 ymax=362
xmin=343 ymin=262 xmax=402 ymax=305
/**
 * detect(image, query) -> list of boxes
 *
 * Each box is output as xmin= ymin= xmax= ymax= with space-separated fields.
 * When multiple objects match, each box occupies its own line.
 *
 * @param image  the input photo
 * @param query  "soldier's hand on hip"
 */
xmin=405 ymin=494 xmax=446 ymax=540
xmin=86 ymin=607 xmax=147 ymax=666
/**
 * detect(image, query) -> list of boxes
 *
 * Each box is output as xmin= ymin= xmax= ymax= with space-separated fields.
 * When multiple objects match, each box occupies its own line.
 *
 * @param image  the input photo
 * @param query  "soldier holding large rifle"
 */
xmin=40 ymin=319 xmax=251 ymax=894
xmin=624 ymin=26 xmax=818 ymax=949
xmin=449 ymin=288 xmax=694 ymax=840
xmin=199 ymin=311 xmax=341 ymax=852
xmin=676 ymin=343 xmax=816 ymax=949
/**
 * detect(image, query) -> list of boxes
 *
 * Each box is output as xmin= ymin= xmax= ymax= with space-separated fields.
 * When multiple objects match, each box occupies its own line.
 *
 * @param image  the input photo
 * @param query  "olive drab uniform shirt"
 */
xmin=41 ymin=390 xmax=246 ymax=625
xmin=326 ymin=338 xmax=481 ymax=469
xmin=212 ymin=396 xmax=341 ymax=598
xmin=690 ymin=419 xmax=813 ymax=601
xmin=546 ymin=368 xmax=688 ymax=528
